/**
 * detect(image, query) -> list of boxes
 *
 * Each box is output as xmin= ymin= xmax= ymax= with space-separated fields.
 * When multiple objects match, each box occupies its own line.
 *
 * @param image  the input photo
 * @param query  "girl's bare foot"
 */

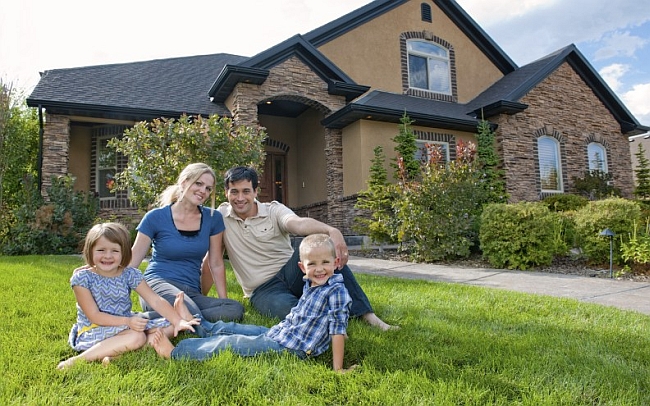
xmin=151 ymin=329 xmax=174 ymax=359
xmin=174 ymin=292 xmax=194 ymax=320
xmin=102 ymin=356 xmax=112 ymax=366
xmin=56 ymin=358 xmax=76 ymax=370
xmin=362 ymin=313 xmax=399 ymax=331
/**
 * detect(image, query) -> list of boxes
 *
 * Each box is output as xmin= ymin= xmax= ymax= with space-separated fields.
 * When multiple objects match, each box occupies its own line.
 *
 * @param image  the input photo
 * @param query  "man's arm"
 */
xmin=284 ymin=216 xmax=349 ymax=268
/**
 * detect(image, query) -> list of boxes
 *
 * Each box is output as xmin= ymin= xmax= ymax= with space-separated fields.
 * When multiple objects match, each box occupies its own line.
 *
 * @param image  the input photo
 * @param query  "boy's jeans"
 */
xmin=171 ymin=320 xmax=305 ymax=361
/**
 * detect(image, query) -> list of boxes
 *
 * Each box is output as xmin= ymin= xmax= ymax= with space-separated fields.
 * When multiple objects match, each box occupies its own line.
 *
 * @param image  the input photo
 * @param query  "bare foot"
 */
xmin=150 ymin=329 xmax=174 ymax=359
xmin=56 ymin=358 xmax=76 ymax=370
xmin=174 ymin=291 xmax=194 ymax=321
xmin=101 ymin=356 xmax=111 ymax=366
xmin=362 ymin=313 xmax=399 ymax=331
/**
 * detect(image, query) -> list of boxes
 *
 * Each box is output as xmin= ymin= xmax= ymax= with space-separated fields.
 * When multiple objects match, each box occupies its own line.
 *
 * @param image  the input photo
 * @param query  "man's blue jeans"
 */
xmin=250 ymin=249 xmax=373 ymax=319
xmin=171 ymin=320 xmax=305 ymax=361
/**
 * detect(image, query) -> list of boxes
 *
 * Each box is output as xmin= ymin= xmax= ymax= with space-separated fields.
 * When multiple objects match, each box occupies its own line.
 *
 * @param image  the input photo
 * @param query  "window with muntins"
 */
xmin=538 ymin=136 xmax=563 ymax=192
xmin=587 ymin=142 xmax=608 ymax=172
xmin=415 ymin=140 xmax=449 ymax=164
xmin=96 ymin=136 xmax=117 ymax=199
xmin=407 ymin=40 xmax=451 ymax=95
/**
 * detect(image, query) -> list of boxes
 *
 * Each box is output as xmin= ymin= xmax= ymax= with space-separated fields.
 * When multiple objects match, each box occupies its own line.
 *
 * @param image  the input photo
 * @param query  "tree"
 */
xmin=634 ymin=142 xmax=650 ymax=200
xmin=354 ymin=146 xmax=399 ymax=248
xmin=0 ymin=80 xmax=39 ymax=209
xmin=109 ymin=114 xmax=267 ymax=210
xmin=475 ymin=119 xmax=508 ymax=203
xmin=391 ymin=112 xmax=420 ymax=182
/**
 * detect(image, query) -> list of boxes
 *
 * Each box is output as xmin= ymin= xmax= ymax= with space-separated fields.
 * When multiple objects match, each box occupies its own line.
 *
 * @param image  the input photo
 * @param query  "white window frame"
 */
xmin=416 ymin=140 xmax=450 ymax=164
xmin=587 ymin=142 xmax=608 ymax=172
xmin=96 ymin=136 xmax=117 ymax=200
xmin=538 ymin=136 xmax=563 ymax=192
xmin=407 ymin=40 xmax=452 ymax=95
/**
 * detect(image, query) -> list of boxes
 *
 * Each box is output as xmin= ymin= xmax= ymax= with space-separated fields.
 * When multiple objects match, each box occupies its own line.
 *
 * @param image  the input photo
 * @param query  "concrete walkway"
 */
xmin=348 ymin=256 xmax=650 ymax=316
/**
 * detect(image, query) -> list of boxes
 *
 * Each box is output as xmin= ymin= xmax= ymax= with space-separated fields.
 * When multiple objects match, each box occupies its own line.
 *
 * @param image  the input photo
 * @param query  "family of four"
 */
xmin=58 ymin=163 xmax=395 ymax=372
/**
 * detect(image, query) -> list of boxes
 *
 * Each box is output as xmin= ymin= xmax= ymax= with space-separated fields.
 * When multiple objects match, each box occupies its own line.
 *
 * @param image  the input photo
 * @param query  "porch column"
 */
xmin=324 ymin=127 xmax=344 ymax=231
xmin=41 ymin=113 xmax=70 ymax=198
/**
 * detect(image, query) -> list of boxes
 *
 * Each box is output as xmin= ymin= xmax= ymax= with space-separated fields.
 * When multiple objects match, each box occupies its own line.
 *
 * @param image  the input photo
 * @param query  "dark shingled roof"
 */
xmin=27 ymin=53 xmax=248 ymax=120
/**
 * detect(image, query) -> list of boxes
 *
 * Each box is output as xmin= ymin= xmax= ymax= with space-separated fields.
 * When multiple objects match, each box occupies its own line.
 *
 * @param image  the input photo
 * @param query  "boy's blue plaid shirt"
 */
xmin=266 ymin=273 xmax=351 ymax=356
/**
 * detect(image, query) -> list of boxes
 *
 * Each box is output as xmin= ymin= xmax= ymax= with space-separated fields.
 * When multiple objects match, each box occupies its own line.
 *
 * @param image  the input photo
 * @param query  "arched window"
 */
xmin=587 ymin=142 xmax=608 ymax=172
xmin=538 ymin=136 xmax=563 ymax=192
xmin=407 ymin=40 xmax=451 ymax=95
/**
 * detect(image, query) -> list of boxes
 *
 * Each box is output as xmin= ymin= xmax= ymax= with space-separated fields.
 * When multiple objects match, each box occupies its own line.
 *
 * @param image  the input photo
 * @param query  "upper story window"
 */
xmin=401 ymin=33 xmax=456 ymax=102
xmin=407 ymin=40 xmax=452 ymax=95
xmin=587 ymin=142 xmax=608 ymax=172
xmin=538 ymin=136 xmax=563 ymax=192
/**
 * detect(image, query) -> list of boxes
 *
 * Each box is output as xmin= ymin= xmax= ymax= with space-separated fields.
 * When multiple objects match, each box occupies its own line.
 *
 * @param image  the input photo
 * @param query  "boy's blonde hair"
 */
xmin=299 ymin=233 xmax=336 ymax=261
xmin=83 ymin=222 xmax=132 ymax=268
xmin=156 ymin=163 xmax=217 ymax=210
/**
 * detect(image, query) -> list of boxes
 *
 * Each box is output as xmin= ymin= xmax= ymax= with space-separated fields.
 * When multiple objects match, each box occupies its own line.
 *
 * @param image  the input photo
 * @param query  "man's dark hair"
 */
xmin=224 ymin=166 xmax=259 ymax=190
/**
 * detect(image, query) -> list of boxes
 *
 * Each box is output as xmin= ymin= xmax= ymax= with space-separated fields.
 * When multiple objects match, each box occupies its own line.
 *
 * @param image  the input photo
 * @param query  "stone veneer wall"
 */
xmin=292 ymin=194 xmax=361 ymax=236
xmin=228 ymin=56 xmax=349 ymax=229
xmin=493 ymin=62 xmax=634 ymax=202
xmin=41 ymin=114 xmax=70 ymax=197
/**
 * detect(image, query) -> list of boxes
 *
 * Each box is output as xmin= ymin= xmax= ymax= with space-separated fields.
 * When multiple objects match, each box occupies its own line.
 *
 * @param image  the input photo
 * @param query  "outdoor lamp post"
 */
xmin=599 ymin=228 xmax=615 ymax=278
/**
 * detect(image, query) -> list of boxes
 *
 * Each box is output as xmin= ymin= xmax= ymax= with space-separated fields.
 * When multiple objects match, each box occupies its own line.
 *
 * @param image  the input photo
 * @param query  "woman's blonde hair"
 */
xmin=83 ymin=222 xmax=132 ymax=268
xmin=156 ymin=163 xmax=217 ymax=210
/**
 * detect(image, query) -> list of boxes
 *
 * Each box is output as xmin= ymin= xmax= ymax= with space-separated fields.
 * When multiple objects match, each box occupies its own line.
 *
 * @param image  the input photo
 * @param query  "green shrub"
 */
xmin=479 ymin=202 xmax=557 ymax=270
xmin=542 ymin=193 xmax=588 ymax=212
xmin=2 ymin=175 xmax=99 ymax=255
xmin=573 ymin=197 xmax=641 ymax=265
xmin=620 ymin=219 xmax=650 ymax=272
xmin=395 ymin=153 xmax=488 ymax=262
xmin=572 ymin=170 xmax=621 ymax=200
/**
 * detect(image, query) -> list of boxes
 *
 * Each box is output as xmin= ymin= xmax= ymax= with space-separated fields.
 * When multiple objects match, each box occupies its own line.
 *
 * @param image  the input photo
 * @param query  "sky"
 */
xmin=1 ymin=0 xmax=649 ymax=126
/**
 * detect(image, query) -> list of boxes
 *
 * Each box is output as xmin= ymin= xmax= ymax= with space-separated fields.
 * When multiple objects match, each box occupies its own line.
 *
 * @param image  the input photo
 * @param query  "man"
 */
xmin=204 ymin=166 xmax=394 ymax=330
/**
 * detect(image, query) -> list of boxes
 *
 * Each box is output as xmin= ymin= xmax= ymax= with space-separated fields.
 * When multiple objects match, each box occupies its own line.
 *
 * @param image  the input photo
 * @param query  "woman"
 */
xmin=130 ymin=163 xmax=244 ymax=322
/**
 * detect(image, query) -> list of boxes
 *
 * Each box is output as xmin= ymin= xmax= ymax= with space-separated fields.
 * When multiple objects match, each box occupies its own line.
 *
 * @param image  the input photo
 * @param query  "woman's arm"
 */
xmin=207 ymin=232 xmax=228 ymax=298
xmin=129 ymin=232 xmax=152 ymax=269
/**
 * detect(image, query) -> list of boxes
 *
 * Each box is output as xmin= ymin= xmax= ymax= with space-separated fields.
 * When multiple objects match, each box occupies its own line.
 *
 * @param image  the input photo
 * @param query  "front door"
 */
xmin=258 ymin=153 xmax=286 ymax=203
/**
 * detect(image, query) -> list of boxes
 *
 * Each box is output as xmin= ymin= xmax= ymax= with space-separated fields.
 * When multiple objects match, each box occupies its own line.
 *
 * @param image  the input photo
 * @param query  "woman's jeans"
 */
xmin=171 ymin=320 xmax=305 ymax=361
xmin=250 ymin=249 xmax=374 ymax=319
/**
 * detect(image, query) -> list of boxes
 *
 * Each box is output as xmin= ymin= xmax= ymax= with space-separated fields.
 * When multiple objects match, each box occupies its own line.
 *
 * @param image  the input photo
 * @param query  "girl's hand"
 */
xmin=127 ymin=316 xmax=148 ymax=332
xmin=173 ymin=318 xmax=200 ymax=336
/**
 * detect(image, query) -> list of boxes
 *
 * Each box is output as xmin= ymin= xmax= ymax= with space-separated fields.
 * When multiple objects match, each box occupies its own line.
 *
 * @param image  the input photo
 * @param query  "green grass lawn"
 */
xmin=1 ymin=255 xmax=649 ymax=405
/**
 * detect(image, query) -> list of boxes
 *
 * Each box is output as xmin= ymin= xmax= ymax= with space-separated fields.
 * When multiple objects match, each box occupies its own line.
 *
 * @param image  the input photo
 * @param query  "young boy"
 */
xmin=152 ymin=234 xmax=354 ymax=372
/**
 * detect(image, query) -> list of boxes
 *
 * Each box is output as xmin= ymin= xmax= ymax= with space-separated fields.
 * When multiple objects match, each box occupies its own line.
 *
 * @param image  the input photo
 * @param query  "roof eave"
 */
xmin=208 ymin=65 xmax=270 ymax=102
xmin=322 ymin=104 xmax=478 ymax=132
xmin=472 ymin=100 xmax=528 ymax=118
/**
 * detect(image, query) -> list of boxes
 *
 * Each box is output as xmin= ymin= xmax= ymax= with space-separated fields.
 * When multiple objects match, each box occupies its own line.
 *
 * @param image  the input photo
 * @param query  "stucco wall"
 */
xmin=318 ymin=0 xmax=503 ymax=103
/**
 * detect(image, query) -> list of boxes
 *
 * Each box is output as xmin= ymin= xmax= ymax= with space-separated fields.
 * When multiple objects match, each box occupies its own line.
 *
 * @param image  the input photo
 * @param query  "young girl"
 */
xmin=57 ymin=222 xmax=199 ymax=369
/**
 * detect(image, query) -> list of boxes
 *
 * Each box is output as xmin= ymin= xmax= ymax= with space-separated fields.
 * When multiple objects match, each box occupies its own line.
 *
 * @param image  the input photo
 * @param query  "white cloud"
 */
xmin=594 ymin=31 xmax=648 ymax=60
xmin=622 ymin=83 xmax=650 ymax=125
xmin=599 ymin=64 xmax=630 ymax=92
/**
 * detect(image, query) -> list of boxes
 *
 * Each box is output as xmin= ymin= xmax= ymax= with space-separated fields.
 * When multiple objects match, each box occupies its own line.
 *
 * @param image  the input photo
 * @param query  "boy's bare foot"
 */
xmin=362 ymin=313 xmax=399 ymax=331
xmin=174 ymin=292 xmax=194 ymax=321
xmin=151 ymin=329 xmax=174 ymax=359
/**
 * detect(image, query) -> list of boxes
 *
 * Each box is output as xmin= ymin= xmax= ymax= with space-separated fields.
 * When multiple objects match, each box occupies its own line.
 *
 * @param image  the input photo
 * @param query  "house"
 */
xmin=27 ymin=0 xmax=650 ymax=234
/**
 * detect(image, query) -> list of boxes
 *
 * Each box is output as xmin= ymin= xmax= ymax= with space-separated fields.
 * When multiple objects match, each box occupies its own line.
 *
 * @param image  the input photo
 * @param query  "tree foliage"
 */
xmin=0 ymin=81 xmax=39 ymax=209
xmin=475 ymin=119 xmax=508 ymax=203
xmin=391 ymin=112 xmax=420 ymax=182
xmin=354 ymin=146 xmax=399 ymax=246
xmin=634 ymin=142 xmax=650 ymax=200
xmin=108 ymin=114 xmax=267 ymax=210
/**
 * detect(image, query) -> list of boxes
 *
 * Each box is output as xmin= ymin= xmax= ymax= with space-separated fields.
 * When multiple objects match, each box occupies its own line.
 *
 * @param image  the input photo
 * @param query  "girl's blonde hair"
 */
xmin=156 ymin=163 xmax=217 ymax=210
xmin=83 ymin=222 xmax=132 ymax=268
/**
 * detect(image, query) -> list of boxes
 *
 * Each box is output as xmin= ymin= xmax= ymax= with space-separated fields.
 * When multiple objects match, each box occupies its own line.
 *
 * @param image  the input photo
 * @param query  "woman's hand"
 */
xmin=173 ymin=318 xmax=200 ymax=336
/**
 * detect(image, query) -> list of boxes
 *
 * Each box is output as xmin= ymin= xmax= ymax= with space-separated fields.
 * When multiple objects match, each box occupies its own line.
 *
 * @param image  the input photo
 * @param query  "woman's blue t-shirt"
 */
xmin=137 ymin=205 xmax=225 ymax=292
